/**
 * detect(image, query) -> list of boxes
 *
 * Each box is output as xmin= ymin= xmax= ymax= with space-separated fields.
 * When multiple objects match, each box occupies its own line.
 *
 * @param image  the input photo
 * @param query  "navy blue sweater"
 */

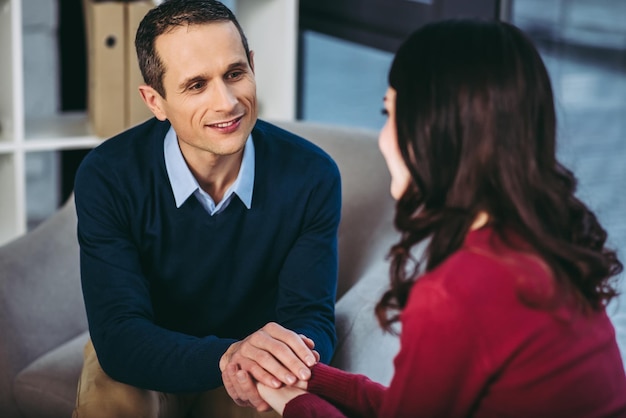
xmin=74 ymin=118 xmax=340 ymax=393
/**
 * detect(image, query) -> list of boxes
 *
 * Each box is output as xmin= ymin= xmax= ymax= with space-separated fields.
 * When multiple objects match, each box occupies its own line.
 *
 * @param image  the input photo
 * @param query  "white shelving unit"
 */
xmin=0 ymin=0 xmax=298 ymax=246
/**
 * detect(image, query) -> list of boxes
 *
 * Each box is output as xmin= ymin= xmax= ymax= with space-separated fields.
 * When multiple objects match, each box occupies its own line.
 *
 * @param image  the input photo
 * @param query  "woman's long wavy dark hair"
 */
xmin=375 ymin=19 xmax=622 ymax=332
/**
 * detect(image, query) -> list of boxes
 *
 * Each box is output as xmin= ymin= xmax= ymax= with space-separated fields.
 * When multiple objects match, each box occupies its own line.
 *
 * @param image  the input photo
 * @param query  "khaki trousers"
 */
xmin=73 ymin=340 xmax=280 ymax=418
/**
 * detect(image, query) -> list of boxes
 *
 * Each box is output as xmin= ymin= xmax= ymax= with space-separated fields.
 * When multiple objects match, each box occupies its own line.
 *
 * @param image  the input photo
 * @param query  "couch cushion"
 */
xmin=13 ymin=331 xmax=88 ymax=418
xmin=331 ymin=260 xmax=399 ymax=386
xmin=0 ymin=196 xmax=87 ymax=417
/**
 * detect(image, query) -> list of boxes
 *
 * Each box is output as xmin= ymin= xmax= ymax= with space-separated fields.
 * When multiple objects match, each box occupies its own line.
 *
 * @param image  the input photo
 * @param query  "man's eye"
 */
xmin=227 ymin=71 xmax=243 ymax=80
xmin=189 ymin=81 xmax=205 ymax=91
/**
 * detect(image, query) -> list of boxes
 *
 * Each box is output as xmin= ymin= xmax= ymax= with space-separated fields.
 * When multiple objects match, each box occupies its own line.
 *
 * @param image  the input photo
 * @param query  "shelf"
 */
xmin=24 ymin=112 xmax=103 ymax=150
xmin=23 ymin=136 xmax=104 ymax=152
xmin=0 ymin=112 xmax=103 ymax=154
xmin=26 ymin=112 xmax=94 ymax=140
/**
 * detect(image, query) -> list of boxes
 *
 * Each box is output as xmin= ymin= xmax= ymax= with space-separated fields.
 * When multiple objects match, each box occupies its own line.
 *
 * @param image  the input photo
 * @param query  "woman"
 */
xmin=257 ymin=19 xmax=626 ymax=417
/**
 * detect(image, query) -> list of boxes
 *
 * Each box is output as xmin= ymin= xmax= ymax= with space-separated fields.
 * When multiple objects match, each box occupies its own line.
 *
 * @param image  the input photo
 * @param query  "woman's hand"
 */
xmin=256 ymin=380 xmax=308 ymax=416
xmin=219 ymin=324 xmax=318 ymax=411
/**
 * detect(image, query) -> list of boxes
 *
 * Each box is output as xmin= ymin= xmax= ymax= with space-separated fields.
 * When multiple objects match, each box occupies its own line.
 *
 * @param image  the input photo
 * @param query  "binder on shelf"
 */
xmin=83 ymin=0 xmax=154 ymax=138
xmin=127 ymin=1 xmax=154 ymax=125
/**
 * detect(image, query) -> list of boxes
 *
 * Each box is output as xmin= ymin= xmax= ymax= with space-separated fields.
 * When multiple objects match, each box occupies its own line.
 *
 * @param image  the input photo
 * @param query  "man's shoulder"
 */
xmin=253 ymin=119 xmax=338 ymax=173
xmin=76 ymin=118 xmax=169 ymax=189
xmin=94 ymin=118 xmax=168 ymax=154
xmin=80 ymin=118 xmax=167 ymax=169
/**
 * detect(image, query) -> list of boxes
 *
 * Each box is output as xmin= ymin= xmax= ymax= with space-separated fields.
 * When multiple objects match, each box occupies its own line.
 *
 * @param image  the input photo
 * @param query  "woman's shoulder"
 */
xmin=415 ymin=226 xmax=556 ymax=307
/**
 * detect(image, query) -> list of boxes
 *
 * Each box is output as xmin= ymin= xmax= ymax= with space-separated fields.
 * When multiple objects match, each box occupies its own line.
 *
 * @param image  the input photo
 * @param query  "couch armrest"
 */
xmin=0 ymin=196 xmax=87 ymax=417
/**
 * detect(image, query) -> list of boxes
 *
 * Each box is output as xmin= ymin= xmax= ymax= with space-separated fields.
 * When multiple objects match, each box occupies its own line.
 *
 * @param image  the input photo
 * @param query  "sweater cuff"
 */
xmin=307 ymin=362 xmax=352 ymax=400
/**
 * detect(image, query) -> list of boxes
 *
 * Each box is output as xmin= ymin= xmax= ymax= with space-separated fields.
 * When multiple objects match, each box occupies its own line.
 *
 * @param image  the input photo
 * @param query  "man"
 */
xmin=72 ymin=1 xmax=340 ymax=416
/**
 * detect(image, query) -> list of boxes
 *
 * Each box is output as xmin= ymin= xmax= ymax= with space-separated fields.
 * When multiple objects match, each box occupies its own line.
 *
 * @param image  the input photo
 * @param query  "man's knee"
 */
xmin=74 ymin=339 xmax=160 ymax=418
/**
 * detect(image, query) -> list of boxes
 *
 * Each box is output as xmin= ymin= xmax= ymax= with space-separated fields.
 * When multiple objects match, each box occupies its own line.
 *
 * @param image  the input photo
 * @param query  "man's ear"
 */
xmin=248 ymin=50 xmax=255 ymax=73
xmin=138 ymin=85 xmax=168 ymax=121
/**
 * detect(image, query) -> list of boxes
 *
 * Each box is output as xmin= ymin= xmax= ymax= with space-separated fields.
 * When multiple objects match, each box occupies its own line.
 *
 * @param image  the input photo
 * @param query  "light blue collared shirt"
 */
xmin=163 ymin=126 xmax=255 ymax=216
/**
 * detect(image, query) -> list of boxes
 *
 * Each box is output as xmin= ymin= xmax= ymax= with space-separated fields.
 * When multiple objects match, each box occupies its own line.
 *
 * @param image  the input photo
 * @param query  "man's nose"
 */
xmin=209 ymin=81 xmax=237 ymax=112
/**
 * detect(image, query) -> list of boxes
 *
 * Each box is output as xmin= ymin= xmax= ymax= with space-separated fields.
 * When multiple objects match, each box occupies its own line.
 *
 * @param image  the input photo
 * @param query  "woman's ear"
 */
xmin=138 ymin=85 xmax=168 ymax=121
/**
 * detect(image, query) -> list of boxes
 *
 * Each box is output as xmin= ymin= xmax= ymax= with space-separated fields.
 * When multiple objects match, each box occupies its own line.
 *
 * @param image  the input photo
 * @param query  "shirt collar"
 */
xmin=164 ymin=125 xmax=254 ymax=210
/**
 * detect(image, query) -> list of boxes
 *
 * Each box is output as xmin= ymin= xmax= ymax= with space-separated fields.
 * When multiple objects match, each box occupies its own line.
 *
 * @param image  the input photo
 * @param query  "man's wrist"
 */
xmin=219 ymin=340 xmax=240 ymax=372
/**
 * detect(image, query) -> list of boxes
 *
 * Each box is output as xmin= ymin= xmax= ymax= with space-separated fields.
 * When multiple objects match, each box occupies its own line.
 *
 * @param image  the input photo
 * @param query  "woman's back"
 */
xmin=386 ymin=226 xmax=626 ymax=417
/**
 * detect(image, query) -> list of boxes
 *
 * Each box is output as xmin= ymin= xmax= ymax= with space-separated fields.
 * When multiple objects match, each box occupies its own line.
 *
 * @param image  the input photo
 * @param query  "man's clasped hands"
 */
xmin=219 ymin=322 xmax=318 ymax=414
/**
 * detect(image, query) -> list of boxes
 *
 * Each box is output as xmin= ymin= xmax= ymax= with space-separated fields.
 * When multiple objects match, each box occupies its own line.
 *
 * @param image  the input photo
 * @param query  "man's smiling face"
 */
xmin=150 ymin=21 xmax=257 ymax=158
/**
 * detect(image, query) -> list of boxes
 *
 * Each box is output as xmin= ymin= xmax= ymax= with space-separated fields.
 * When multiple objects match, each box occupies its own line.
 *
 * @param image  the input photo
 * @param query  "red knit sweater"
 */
xmin=285 ymin=227 xmax=626 ymax=418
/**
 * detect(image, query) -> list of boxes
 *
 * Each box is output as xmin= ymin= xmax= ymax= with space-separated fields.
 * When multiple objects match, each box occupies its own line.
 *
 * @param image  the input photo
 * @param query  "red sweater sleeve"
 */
xmin=377 ymin=280 xmax=488 ymax=417
xmin=285 ymin=270 xmax=486 ymax=418
xmin=285 ymin=280 xmax=489 ymax=418
xmin=284 ymin=363 xmax=386 ymax=417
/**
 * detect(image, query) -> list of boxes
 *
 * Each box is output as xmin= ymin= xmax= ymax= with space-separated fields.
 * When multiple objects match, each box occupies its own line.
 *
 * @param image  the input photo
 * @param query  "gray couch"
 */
xmin=0 ymin=120 xmax=400 ymax=418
